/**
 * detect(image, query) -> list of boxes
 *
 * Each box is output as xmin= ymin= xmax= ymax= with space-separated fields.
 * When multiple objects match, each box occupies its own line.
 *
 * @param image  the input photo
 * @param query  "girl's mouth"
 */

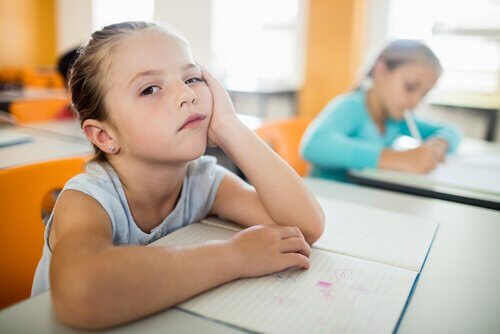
xmin=178 ymin=113 xmax=207 ymax=131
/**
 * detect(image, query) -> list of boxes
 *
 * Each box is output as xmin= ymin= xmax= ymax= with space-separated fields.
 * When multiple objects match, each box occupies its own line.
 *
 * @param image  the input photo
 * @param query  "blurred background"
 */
xmin=1 ymin=0 xmax=499 ymax=141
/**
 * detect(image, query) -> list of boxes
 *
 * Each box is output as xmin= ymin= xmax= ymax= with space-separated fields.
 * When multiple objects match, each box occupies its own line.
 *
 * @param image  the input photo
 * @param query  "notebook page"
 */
xmin=426 ymin=154 xmax=500 ymax=195
xmin=152 ymin=223 xmax=417 ymax=334
xmin=315 ymin=197 xmax=438 ymax=272
xmin=151 ymin=222 xmax=235 ymax=247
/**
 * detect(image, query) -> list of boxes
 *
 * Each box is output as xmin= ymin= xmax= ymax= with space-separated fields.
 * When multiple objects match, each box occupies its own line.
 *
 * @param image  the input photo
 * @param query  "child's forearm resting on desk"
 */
xmin=51 ymin=193 xmax=311 ymax=329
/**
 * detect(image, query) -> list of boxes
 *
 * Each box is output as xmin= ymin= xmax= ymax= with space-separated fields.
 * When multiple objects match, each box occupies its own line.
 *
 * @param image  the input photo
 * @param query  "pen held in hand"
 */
xmin=404 ymin=110 xmax=422 ymax=143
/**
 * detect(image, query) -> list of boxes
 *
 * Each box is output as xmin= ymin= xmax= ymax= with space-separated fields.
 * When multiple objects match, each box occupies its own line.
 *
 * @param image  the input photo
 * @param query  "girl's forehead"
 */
xmin=110 ymin=31 xmax=193 ymax=77
xmin=121 ymin=31 xmax=190 ymax=61
xmin=104 ymin=31 xmax=193 ymax=93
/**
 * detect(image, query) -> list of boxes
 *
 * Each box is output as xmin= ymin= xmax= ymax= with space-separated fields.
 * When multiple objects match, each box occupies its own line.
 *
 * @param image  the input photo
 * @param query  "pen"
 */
xmin=404 ymin=110 xmax=422 ymax=142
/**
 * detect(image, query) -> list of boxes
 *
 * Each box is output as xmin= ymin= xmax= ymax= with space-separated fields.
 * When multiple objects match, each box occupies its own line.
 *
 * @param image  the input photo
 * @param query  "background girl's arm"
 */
xmin=406 ymin=117 xmax=462 ymax=153
xmin=50 ymin=190 xmax=310 ymax=329
xmin=300 ymin=102 xmax=384 ymax=170
xmin=203 ymin=70 xmax=324 ymax=245
xmin=380 ymin=118 xmax=463 ymax=173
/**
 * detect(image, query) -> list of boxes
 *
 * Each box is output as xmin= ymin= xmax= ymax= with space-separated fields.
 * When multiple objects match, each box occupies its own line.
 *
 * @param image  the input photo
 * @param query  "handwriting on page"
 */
xmin=180 ymin=249 xmax=417 ymax=334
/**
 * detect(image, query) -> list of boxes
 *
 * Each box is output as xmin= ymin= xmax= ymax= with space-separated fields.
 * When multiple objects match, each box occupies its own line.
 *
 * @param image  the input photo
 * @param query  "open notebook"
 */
xmin=152 ymin=197 xmax=438 ymax=334
xmin=354 ymin=153 xmax=500 ymax=196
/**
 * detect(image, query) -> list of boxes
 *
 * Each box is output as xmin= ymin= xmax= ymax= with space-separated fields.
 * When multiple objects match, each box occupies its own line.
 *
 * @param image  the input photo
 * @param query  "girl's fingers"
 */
xmin=283 ymin=253 xmax=310 ymax=270
xmin=279 ymin=237 xmax=311 ymax=257
xmin=277 ymin=226 xmax=305 ymax=240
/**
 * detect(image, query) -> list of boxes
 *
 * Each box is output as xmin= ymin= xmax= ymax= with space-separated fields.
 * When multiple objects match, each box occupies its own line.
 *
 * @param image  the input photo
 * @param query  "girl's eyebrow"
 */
xmin=128 ymin=64 xmax=200 ymax=87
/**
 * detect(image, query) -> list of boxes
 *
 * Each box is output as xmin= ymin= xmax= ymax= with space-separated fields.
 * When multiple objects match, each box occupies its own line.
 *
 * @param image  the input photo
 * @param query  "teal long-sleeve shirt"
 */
xmin=300 ymin=89 xmax=462 ymax=181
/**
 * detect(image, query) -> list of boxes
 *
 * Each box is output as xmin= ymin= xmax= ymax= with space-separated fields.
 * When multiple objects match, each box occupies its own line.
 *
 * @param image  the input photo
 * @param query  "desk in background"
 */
xmin=0 ymin=88 xmax=68 ymax=113
xmin=1 ymin=177 xmax=499 ymax=333
xmin=0 ymin=123 xmax=92 ymax=169
xmin=427 ymin=91 xmax=500 ymax=141
xmin=227 ymin=85 xmax=297 ymax=118
xmin=349 ymin=138 xmax=500 ymax=210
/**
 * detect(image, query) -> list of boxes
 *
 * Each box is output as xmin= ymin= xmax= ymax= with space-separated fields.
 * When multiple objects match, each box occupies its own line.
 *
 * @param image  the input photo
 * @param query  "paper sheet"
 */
xmin=153 ymin=223 xmax=419 ymax=334
xmin=315 ymin=197 xmax=438 ymax=272
xmin=181 ymin=243 xmax=417 ymax=334
xmin=427 ymin=154 xmax=500 ymax=194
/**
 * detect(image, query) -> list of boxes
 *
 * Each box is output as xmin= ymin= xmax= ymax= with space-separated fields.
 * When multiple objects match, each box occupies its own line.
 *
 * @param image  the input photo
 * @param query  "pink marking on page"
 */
xmin=316 ymin=280 xmax=333 ymax=288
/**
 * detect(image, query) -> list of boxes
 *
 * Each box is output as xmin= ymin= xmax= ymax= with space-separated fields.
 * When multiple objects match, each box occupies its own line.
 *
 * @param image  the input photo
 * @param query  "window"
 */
xmin=212 ymin=0 xmax=306 ymax=91
xmin=388 ymin=0 xmax=500 ymax=94
xmin=91 ymin=0 xmax=154 ymax=31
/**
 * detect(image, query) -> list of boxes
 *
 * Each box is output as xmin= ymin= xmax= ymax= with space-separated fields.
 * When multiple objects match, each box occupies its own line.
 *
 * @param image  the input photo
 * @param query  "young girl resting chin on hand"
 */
xmin=31 ymin=21 xmax=324 ymax=330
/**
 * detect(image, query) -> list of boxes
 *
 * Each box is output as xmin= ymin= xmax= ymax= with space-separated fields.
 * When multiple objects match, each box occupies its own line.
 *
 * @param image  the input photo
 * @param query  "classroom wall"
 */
xmin=0 ymin=0 xmax=57 ymax=66
xmin=298 ymin=0 xmax=366 ymax=119
xmin=154 ymin=0 xmax=212 ymax=68
xmin=55 ymin=0 xmax=92 ymax=53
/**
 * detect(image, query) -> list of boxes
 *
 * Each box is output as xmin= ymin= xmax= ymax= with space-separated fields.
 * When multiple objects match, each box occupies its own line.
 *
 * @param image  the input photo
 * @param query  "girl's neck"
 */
xmin=109 ymin=157 xmax=188 ymax=233
xmin=365 ymin=87 xmax=388 ymax=134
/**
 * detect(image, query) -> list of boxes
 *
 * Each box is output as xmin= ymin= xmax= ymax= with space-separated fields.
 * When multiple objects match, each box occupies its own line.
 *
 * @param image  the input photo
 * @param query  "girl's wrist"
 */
xmin=211 ymin=118 xmax=249 ymax=149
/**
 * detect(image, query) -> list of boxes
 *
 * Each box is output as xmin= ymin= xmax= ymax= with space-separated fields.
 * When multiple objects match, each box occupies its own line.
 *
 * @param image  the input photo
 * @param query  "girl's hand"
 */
xmin=229 ymin=225 xmax=311 ymax=278
xmin=202 ymin=68 xmax=243 ymax=147
xmin=423 ymin=138 xmax=448 ymax=162
xmin=400 ymin=146 xmax=440 ymax=173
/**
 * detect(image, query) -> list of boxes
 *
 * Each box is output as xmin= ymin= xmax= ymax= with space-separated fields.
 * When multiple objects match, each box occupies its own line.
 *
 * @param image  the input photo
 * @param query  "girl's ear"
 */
xmin=373 ymin=60 xmax=389 ymax=80
xmin=82 ymin=119 xmax=120 ymax=154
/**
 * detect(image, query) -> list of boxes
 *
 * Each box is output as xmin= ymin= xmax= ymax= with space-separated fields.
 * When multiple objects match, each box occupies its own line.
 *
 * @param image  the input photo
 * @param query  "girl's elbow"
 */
xmin=304 ymin=210 xmax=325 ymax=245
xmin=52 ymin=273 xmax=110 ymax=330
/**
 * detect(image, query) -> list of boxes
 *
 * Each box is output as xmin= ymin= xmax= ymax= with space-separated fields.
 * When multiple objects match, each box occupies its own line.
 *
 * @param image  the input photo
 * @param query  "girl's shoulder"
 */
xmin=316 ymin=90 xmax=368 ymax=125
xmin=325 ymin=90 xmax=366 ymax=113
xmin=64 ymin=161 xmax=116 ymax=191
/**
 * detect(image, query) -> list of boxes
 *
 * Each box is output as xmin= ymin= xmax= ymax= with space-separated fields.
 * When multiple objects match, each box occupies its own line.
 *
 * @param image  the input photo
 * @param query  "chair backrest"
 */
xmin=0 ymin=156 xmax=88 ymax=309
xmin=10 ymin=98 xmax=70 ymax=123
xmin=256 ymin=117 xmax=311 ymax=176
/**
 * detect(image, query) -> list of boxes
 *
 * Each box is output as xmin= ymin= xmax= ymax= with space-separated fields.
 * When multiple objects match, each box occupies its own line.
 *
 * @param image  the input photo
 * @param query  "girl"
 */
xmin=300 ymin=39 xmax=462 ymax=182
xmin=31 ymin=22 xmax=324 ymax=329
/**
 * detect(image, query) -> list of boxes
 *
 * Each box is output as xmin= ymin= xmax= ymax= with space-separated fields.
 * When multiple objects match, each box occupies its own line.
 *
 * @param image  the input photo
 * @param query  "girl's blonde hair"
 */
xmin=69 ymin=21 xmax=186 ymax=162
xmin=367 ymin=39 xmax=442 ymax=78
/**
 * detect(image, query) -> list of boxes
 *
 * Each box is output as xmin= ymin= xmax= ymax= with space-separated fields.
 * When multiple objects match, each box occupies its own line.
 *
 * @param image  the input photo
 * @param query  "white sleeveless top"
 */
xmin=31 ymin=156 xmax=228 ymax=296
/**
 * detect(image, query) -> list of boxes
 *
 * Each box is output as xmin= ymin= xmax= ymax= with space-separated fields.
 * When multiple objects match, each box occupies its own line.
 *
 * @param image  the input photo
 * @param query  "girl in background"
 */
xmin=300 ymin=39 xmax=461 ymax=182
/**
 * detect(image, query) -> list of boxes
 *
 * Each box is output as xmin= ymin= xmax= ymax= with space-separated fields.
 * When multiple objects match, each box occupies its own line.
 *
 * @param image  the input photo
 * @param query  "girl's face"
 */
xmin=376 ymin=61 xmax=440 ymax=120
xmin=104 ymin=30 xmax=213 ymax=164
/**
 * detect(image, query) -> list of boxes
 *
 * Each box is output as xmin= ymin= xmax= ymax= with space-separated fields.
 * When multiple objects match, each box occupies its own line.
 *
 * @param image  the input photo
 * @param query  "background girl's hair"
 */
xmin=355 ymin=39 xmax=442 ymax=91
xmin=367 ymin=39 xmax=442 ymax=78
xmin=69 ymin=21 xmax=186 ymax=162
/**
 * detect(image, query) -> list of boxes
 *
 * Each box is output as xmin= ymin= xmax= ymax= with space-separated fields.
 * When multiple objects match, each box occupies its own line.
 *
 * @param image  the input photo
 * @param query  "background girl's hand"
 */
xmin=202 ymin=68 xmax=243 ymax=147
xmin=229 ymin=225 xmax=311 ymax=278
xmin=400 ymin=146 xmax=440 ymax=173
xmin=423 ymin=138 xmax=448 ymax=162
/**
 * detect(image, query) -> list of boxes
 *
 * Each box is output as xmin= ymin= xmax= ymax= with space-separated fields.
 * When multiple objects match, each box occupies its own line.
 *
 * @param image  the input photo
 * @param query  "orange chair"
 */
xmin=256 ymin=117 xmax=312 ymax=176
xmin=0 ymin=156 xmax=88 ymax=309
xmin=10 ymin=98 xmax=70 ymax=123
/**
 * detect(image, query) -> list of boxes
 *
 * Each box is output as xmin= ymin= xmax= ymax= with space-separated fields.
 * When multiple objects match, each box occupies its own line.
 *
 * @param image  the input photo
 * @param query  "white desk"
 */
xmin=349 ymin=138 xmax=500 ymax=210
xmin=0 ymin=125 xmax=92 ymax=169
xmin=1 ymin=178 xmax=499 ymax=333
xmin=17 ymin=119 xmax=88 ymax=142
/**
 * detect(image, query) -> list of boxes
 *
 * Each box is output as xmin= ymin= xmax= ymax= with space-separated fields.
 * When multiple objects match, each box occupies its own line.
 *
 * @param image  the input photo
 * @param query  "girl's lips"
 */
xmin=178 ymin=113 xmax=207 ymax=131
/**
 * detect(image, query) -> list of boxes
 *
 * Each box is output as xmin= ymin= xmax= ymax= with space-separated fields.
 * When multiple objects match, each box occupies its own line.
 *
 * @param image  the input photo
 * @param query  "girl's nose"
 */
xmin=177 ymin=82 xmax=198 ymax=108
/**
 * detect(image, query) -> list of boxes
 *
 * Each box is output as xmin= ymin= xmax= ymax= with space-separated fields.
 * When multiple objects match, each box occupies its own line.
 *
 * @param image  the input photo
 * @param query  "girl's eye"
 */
xmin=140 ymin=85 xmax=160 ymax=96
xmin=185 ymin=77 xmax=203 ymax=85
